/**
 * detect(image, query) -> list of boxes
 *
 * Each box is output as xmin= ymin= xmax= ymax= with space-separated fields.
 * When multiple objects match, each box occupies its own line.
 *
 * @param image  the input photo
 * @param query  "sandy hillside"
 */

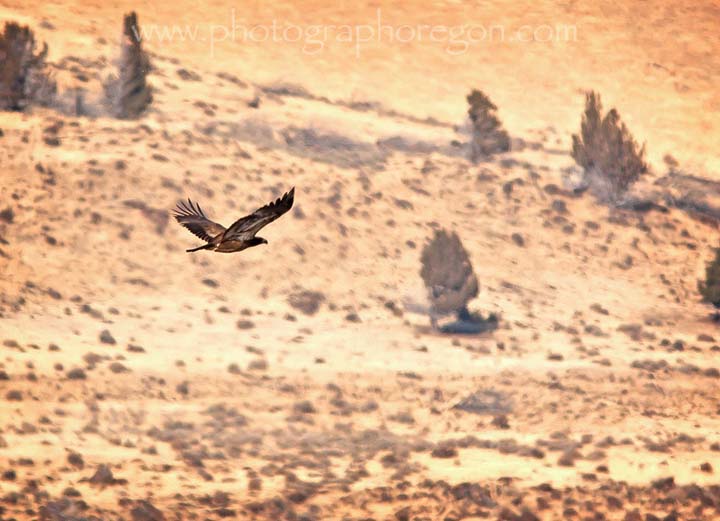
xmin=1 ymin=1 xmax=720 ymax=520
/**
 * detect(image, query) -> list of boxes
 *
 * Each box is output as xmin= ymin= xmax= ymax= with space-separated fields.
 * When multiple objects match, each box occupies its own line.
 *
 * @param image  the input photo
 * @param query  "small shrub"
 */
xmin=466 ymin=89 xmax=510 ymax=162
xmin=420 ymin=229 xmax=479 ymax=329
xmin=287 ymin=289 xmax=325 ymax=316
xmin=0 ymin=22 xmax=56 ymax=111
xmin=699 ymin=247 xmax=720 ymax=320
xmin=571 ymin=91 xmax=647 ymax=200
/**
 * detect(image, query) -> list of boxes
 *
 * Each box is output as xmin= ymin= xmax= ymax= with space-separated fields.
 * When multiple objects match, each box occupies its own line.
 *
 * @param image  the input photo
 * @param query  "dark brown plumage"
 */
xmin=173 ymin=187 xmax=295 ymax=253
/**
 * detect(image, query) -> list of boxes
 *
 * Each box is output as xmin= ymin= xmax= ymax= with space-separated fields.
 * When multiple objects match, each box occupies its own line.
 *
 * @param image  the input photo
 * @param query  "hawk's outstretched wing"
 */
xmin=173 ymin=199 xmax=226 ymax=243
xmin=223 ymin=187 xmax=295 ymax=241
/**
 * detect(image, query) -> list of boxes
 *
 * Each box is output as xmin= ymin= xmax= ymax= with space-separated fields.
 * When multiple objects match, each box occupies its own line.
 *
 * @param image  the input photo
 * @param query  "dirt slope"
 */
xmin=1 ymin=1 xmax=720 ymax=520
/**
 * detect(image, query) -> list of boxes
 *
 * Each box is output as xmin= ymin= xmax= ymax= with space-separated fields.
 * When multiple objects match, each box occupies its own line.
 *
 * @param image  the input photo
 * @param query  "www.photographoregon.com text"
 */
xmin=133 ymin=8 xmax=578 ymax=56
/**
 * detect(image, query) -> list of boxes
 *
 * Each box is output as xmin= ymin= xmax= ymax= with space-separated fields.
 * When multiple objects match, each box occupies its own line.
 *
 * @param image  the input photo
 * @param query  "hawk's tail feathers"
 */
xmin=186 ymin=243 xmax=214 ymax=253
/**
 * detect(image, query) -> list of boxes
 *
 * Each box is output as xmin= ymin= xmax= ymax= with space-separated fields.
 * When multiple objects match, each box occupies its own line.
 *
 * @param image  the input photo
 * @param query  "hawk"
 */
xmin=173 ymin=187 xmax=295 ymax=253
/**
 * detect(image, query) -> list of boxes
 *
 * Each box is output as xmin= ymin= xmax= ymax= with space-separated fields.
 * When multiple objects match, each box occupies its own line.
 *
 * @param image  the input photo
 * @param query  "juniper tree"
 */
xmin=0 ymin=22 xmax=55 ymax=111
xmin=466 ymin=89 xmax=510 ymax=162
xmin=420 ymin=229 xmax=479 ymax=329
xmin=107 ymin=12 xmax=152 ymax=118
xmin=571 ymin=91 xmax=648 ymax=199
xmin=699 ymin=247 xmax=720 ymax=321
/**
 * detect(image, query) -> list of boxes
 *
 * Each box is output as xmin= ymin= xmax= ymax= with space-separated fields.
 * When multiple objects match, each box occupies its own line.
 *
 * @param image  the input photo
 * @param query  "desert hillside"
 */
xmin=1 ymin=1 xmax=720 ymax=520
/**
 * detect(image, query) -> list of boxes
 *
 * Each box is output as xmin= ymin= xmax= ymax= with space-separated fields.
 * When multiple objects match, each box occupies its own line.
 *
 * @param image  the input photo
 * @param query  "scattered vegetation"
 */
xmin=466 ymin=89 xmax=510 ymax=162
xmin=571 ymin=91 xmax=648 ymax=200
xmin=0 ymin=22 xmax=56 ymax=111
xmin=420 ymin=229 xmax=480 ymax=330
xmin=105 ymin=12 xmax=152 ymax=118
xmin=287 ymin=289 xmax=326 ymax=316
xmin=699 ymin=247 xmax=720 ymax=321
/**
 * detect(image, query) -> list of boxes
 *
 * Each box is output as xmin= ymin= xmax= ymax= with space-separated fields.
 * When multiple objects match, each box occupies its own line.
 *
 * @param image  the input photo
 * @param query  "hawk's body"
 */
xmin=173 ymin=187 xmax=295 ymax=253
